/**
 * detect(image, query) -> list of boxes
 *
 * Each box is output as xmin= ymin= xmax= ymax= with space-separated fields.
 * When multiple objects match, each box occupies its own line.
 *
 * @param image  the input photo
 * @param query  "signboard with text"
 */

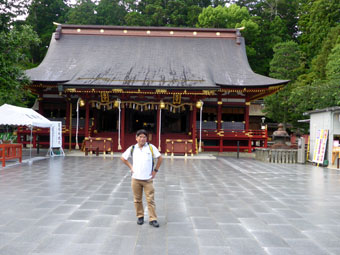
xmin=313 ymin=129 xmax=328 ymax=164
xmin=50 ymin=121 xmax=62 ymax=148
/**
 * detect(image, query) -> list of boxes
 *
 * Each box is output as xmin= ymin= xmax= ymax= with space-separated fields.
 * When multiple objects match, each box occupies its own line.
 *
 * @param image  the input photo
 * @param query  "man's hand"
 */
xmin=121 ymin=156 xmax=133 ymax=175
xmin=151 ymin=170 xmax=157 ymax=179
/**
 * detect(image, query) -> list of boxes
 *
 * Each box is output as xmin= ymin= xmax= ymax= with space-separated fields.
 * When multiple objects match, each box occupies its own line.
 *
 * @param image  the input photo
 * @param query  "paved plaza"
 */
xmin=1 ymin=154 xmax=340 ymax=255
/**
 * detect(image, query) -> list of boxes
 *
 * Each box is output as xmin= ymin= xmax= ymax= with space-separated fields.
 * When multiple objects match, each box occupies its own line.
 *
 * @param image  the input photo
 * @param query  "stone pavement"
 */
xmin=1 ymin=155 xmax=340 ymax=255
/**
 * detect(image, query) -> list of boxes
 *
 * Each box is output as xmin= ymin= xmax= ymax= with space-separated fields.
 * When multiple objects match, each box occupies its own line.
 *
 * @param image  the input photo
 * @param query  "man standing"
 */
xmin=121 ymin=129 xmax=163 ymax=227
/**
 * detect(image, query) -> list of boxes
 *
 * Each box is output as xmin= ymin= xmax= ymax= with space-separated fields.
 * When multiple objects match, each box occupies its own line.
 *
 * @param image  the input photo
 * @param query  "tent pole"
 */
xmin=30 ymin=126 xmax=33 ymax=161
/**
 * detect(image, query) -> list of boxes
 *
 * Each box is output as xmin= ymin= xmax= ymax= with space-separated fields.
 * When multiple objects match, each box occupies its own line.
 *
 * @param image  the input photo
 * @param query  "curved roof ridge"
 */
xmin=26 ymin=26 xmax=288 ymax=88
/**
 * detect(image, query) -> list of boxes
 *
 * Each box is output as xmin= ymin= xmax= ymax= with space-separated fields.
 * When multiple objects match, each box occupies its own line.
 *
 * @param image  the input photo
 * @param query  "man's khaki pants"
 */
xmin=131 ymin=178 xmax=157 ymax=221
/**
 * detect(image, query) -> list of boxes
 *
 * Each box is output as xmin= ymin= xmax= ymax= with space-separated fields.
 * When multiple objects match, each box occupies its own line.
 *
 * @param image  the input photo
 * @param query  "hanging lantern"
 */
xmin=190 ymin=105 xmax=193 ymax=111
xmin=160 ymin=100 xmax=165 ymax=109
xmin=114 ymin=100 xmax=119 ymax=108
xmin=79 ymin=98 xmax=85 ymax=107
xmin=196 ymin=100 xmax=203 ymax=108
xmin=92 ymin=102 xmax=95 ymax=108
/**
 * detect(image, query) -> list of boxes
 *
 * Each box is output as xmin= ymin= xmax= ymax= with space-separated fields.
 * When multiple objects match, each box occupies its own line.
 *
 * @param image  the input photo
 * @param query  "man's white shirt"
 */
xmin=122 ymin=143 xmax=161 ymax=180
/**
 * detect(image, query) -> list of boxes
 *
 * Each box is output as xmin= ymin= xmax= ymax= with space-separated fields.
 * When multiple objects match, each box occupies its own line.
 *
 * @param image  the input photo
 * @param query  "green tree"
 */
xmin=298 ymin=0 xmax=340 ymax=64
xmin=264 ymin=41 xmax=302 ymax=127
xmin=312 ymin=26 xmax=340 ymax=80
xmin=250 ymin=15 xmax=290 ymax=75
xmin=233 ymin=0 xmax=299 ymax=38
xmin=66 ymin=0 xmax=97 ymax=25
xmin=287 ymin=27 xmax=340 ymax=127
xmin=0 ymin=0 xmax=29 ymax=32
xmin=26 ymin=0 xmax=69 ymax=63
xmin=325 ymin=39 xmax=340 ymax=81
xmin=124 ymin=0 xmax=215 ymax=27
xmin=125 ymin=11 xmax=146 ymax=26
xmin=0 ymin=25 xmax=40 ymax=106
xmin=96 ymin=0 xmax=127 ymax=25
xmin=197 ymin=5 xmax=251 ymax=28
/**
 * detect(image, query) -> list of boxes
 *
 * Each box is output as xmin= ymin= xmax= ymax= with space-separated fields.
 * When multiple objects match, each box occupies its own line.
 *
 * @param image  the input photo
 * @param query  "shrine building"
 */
xmin=23 ymin=24 xmax=288 ymax=154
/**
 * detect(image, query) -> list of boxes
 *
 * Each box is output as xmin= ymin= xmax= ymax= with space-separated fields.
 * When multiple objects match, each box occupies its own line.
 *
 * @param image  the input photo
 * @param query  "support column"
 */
xmin=121 ymin=107 xmax=125 ymax=150
xmin=85 ymin=100 xmax=89 ymax=137
xmin=156 ymin=107 xmax=161 ymax=151
xmin=245 ymin=101 xmax=250 ymax=153
xmin=66 ymin=100 xmax=70 ymax=128
xmin=217 ymin=96 xmax=223 ymax=153
xmin=69 ymin=102 xmax=72 ymax=151
xmin=217 ymin=102 xmax=222 ymax=130
xmin=245 ymin=102 xmax=250 ymax=130
xmin=264 ymin=126 xmax=268 ymax=148
xmin=192 ymin=105 xmax=197 ymax=154
xmin=38 ymin=98 xmax=44 ymax=115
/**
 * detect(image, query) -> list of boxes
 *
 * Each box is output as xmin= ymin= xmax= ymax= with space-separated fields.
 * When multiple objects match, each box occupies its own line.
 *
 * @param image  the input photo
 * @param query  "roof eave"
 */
xmin=59 ymin=24 xmax=238 ymax=33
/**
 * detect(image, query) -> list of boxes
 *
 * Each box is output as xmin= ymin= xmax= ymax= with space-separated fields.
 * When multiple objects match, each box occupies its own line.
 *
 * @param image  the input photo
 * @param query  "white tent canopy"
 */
xmin=0 ymin=104 xmax=52 ymax=128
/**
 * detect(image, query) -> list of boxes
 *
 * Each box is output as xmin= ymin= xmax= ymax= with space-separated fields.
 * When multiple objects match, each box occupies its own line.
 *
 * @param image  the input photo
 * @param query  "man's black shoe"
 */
xmin=149 ymin=220 xmax=159 ymax=228
xmin=137 ymin=217 xmax=144 ymax=225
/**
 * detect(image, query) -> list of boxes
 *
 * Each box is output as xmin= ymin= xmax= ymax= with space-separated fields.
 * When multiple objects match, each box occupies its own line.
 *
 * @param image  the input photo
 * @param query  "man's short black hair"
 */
xmin=136 ymin=129 xmax=148 ymax=137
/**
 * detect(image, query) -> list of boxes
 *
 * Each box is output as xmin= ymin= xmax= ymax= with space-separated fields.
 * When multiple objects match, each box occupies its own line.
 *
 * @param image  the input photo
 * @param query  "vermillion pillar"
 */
xmin=85 ymin=101 xmax=89 ymax=137
xmin=245 ymin=101 xmax=250 ymax=153
xmin=245 ymin=102 xmax=250 ymax=130
xmin=192 ymin=106 xmax=197 ymax=154
xmin=218 ymin=104 xmax=223 ymax=152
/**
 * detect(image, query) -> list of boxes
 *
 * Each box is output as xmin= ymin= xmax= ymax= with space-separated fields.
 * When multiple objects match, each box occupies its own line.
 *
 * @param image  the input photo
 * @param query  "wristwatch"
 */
xmin=153 ymin=169 xmax=158 ymax=172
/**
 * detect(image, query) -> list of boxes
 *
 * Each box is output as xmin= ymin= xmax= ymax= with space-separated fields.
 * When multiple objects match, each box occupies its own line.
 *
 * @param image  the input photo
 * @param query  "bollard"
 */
xmin=37 ymin=135 xmax=40 ymax=155
xmin=264 ymin=149 xmax=270 ymax=163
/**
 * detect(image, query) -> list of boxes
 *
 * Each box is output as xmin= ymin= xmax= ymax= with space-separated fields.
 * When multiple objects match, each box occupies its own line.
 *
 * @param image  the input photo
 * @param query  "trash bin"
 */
xmin=323 ymin=159 xmax=329 ymax=167
xmin=297 ymin=137 xmax=306 ymax=164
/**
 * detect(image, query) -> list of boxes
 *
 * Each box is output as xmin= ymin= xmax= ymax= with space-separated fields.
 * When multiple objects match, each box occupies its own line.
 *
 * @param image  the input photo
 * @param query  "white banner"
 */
xmin=50 ymin=121 xmax=62 ymax=148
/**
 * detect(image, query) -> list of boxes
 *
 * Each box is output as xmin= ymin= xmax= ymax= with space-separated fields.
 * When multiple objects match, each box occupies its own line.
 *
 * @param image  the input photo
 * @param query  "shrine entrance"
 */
xmin=126 ymin=109 xmax=156 ymax=134
xmin=97 ymin=109 xmax=118 ymax=132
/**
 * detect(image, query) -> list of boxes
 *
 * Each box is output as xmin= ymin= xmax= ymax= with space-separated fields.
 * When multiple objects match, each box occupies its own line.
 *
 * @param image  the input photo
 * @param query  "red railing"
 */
xmin=199 ymin=128 xmax=268 ymax=153
xmin=0 ymin=143 xmax=22 ymax=167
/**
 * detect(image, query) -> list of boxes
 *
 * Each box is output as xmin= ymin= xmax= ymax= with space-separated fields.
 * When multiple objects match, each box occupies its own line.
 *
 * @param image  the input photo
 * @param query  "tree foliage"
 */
xmin=285 ymin=28 xmax=340 ymax=130
xmin=298 ymin=0 xmax=340 ymax=64
xmin=0 ymin=0 xmax=30 ymax=32
xmin=26 ymin=0 xmax=69 ymax=62
xmin=0 ymin=25 xmax=40 ymax=106
xmin=263 ymin=41 xmax=302 ymax=127
xmin=66 ymin=0 xmax=97 ymax=25
xmin=96 ymin=0 xmax=127 ymax=25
